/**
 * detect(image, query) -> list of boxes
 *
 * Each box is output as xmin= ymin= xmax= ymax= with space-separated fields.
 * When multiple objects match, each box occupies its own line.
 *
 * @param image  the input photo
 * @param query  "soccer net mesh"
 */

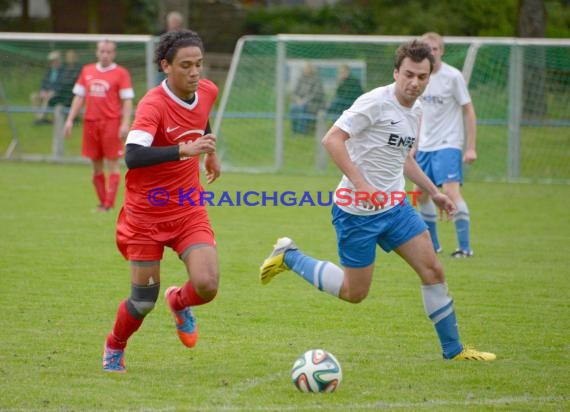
xmin=214 ymin=35 xmax=570 ymax=183
xmin=0 ymin=33 xmax=155 ymax=161
xmin=1 ymin=33 xmax=568 ymax=183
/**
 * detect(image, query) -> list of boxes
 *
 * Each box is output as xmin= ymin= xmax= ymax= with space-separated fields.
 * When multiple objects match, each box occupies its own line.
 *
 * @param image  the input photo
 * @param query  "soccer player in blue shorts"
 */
xmin=412 ymin=32 xmax=478 ymax=258
xmin=259 ymin=40 xmax=495 ymax=361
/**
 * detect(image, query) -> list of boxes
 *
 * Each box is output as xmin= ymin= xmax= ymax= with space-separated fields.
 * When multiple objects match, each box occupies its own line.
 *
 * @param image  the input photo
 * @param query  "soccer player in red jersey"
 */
xmin=102 ymin=30 xmax=221 ymax=372
xmin=64 ymin=40 xmax=134 ymax=212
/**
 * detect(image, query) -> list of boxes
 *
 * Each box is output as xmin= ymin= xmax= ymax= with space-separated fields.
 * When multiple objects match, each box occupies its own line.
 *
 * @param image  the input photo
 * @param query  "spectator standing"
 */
xmin=156 ymin=11 xmax=188 ymax=85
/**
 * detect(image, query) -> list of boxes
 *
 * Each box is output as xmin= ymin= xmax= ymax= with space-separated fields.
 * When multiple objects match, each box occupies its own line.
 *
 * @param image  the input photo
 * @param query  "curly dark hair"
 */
xmin=154 ymin=29 xmax=204 ymax=72
xmin=394 ymin=40 xmax=434 ymax=73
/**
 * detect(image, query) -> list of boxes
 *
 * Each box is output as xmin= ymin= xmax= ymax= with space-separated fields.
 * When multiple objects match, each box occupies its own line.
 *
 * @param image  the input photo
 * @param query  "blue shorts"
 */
xmin=331 ymin=199 xmax=428 ymax=268
xmin=416 ymin=148 xmax=463 ymax=186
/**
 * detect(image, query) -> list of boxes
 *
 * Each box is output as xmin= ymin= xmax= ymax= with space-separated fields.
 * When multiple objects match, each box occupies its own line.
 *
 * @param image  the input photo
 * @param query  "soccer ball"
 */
xmin=291 ymin=349 xmax=342 ymax=393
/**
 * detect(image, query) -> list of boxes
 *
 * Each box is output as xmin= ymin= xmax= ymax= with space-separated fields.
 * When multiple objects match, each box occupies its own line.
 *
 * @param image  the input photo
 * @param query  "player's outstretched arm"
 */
xmin=403 ymin=154 xmax=456 ymax=219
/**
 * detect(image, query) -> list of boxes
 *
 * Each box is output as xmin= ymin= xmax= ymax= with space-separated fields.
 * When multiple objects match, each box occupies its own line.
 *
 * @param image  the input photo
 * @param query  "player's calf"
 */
xmin=102 ymin=282 xmax=160 ymax=372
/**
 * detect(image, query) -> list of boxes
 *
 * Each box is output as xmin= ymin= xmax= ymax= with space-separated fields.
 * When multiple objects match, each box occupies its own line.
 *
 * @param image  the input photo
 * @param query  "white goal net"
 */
xmin=214 ymin=34 xmax=570 ymax=183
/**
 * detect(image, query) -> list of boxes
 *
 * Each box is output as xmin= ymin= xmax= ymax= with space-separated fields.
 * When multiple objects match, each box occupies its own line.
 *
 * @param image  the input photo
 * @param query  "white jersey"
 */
xmin=333 ymin=83 xmax=422 ymax=216
xmin=418 ymin=62 xmax=471 ymax=151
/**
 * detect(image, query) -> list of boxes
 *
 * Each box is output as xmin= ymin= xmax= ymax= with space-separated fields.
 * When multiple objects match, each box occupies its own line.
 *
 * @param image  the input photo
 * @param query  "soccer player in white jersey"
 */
xmin=413 ymin=32 xmax=477 ymax=258
xmin=259 ymin=40 xmax=495 ymax=361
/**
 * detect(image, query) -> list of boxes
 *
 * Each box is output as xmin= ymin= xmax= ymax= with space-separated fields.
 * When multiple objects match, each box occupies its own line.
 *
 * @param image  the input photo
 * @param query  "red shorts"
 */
xmin=82 ymin=118 xmax=124 ymax=160
xmin=116 ymin=208 xmax=216 ymax=261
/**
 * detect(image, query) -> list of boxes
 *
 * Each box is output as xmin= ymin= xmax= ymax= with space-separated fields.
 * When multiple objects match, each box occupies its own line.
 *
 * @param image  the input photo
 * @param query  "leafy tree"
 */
xmin=0 ymin=0 xmax=18 ymax=12
xmin=242 ymin=0 xmax=569 ymax=38
xmin=121 ymin=0 xmax=159 ymax=34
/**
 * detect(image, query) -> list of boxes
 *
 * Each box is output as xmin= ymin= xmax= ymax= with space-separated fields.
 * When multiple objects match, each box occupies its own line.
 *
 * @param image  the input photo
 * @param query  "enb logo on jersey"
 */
xmin=421 ymin=95 xmax=444 ymax=105
xmin=90 ymin=79 xmax=110 ymax=97
xmin=388 ymin=134 xmax=415 ymax=149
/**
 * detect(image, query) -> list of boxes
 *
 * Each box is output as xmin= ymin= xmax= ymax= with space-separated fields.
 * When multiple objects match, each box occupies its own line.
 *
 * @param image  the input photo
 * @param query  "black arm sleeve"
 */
xmin=125 ymin=143 xmax=180 ymax=169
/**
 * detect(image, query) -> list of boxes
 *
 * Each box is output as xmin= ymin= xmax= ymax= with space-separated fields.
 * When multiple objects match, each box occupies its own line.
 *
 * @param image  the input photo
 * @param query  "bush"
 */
xmin=243 ymin=0 xmax=568 ymax=38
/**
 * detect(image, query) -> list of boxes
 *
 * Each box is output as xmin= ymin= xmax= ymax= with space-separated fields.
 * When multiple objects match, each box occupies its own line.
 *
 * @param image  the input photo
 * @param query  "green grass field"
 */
xmin=1 ymin=162 xmax=569 ymax=411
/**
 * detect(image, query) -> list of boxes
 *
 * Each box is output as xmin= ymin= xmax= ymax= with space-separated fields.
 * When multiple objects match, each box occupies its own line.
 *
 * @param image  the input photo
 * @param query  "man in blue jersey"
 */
xmin=413 ymin=32 xmax=478 ymax=258
xmin=259 ymin=40 xmax=495 ymax=361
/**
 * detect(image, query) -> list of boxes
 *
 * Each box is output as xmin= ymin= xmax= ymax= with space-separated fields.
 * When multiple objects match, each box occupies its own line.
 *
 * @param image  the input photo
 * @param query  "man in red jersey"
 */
xmin=102 ymin=30 xmax=221 ymax=373
xmin=64 ymin=40 xmax=134 ymax=212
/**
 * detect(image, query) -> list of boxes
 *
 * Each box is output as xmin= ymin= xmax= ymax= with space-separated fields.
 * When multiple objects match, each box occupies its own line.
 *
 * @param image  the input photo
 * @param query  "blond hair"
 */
xmin=421 ymin=32 xmax=444 ymax=53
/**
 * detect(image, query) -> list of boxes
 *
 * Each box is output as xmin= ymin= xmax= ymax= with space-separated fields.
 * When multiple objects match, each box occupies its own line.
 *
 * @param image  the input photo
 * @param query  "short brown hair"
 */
xmin=394 ymin=40 xmax=435 ymax=73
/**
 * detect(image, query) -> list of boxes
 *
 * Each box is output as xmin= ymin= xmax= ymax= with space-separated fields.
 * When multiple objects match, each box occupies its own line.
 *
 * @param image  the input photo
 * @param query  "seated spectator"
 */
xmin=30 ymin=50 xmax=62 ymax=125
xmin=289 ymin=62 xmax=325 ymax=135
xmin=49 ymin=49 xmax=81 ymax=110
xmin=327 ymin=64 xmax=364 ymax=119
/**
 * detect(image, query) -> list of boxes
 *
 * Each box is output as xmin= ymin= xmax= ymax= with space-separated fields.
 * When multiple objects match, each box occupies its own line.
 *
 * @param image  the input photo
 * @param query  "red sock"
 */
xmin=92 ymin=173 xmax=106 ymax=206
xmin=103 ymin=172 xmax=121 ymax=209
xmin=172 ymin=281 xmax=215 ymax=310
xmin=105 ymin=300 xmax=143 ymax=350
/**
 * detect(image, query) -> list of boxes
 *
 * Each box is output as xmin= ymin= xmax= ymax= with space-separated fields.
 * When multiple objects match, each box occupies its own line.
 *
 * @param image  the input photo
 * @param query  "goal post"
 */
xmin=214 ymin=34 xmax=570 ymax=183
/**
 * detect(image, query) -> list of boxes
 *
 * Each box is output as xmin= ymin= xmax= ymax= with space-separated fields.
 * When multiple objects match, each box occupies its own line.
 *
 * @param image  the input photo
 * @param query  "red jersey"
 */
xmin=73 ymin=63 xmax=134 ymax=121
xmin=123 ymin=79 xmax=218 ymax=223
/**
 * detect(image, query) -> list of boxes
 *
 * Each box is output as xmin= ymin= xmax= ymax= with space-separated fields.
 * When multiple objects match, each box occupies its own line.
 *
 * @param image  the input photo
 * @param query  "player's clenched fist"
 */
xmin=179 ymin=134 xmax=216 ymax=158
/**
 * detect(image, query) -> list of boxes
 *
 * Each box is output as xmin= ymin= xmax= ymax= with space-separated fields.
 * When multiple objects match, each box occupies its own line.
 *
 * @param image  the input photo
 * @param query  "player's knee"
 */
xmin=125 ymin=283 xmax=160 ymax=319
xmin=201 ymin=288 xmax=218 ymax=303
xmin=128 ymin=299 xmax=156 ymax=317
xmin=342 ymin=288 xmax=369 ymax=304
xmin=195 ymin=276 xmax=219 ymax=301
xmin=424 ymin=259 xmax=445 ymax=284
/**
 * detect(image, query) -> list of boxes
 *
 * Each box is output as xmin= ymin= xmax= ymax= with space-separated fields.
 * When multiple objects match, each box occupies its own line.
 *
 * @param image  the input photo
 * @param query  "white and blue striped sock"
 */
xmin=420 ymin=200 xmax=441 ymax=251
xmin=421 ymin=283 xmax=463 ymax=359
xmin=454 ymin=201 xmax=471 ymax=252
xmin=284 ymin=249 xmax=344 ymax=297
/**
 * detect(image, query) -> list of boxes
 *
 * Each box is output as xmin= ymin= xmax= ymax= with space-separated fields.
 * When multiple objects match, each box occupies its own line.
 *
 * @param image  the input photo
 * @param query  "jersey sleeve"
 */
xmin=126 ymin=99 xmax=161 ymax=147
xmin=72 ymin=66 xmax=87 ymax=97
xmin=453 ymin=71 xmax=471 ymax=107
xmin=119 ymin=67 xmax=135 ymax=100
xmin=334 ymin=91 xmax=378 ymax=138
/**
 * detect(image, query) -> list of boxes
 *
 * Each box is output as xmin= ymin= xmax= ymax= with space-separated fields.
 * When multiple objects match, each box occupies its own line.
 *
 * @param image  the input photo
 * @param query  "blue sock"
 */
xmin=432 ymin=305 xmax=463 ymax=359
xmin=422 ymin=283 xmax=463 ymax=359
xmin=454 ymin=201 xmax=470 ymax=252
xmin=426 ymin=221 xmax=440 ymax=251
xmin=420 ymin=201 xmax=440 ymax=251
xmin=284 ymin=249 xmax=344 ymax=297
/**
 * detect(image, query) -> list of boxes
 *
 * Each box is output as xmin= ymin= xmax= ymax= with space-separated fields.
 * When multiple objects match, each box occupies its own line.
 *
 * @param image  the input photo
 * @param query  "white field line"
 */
xmin=169 ymin=394 xmax=569 ymax=411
